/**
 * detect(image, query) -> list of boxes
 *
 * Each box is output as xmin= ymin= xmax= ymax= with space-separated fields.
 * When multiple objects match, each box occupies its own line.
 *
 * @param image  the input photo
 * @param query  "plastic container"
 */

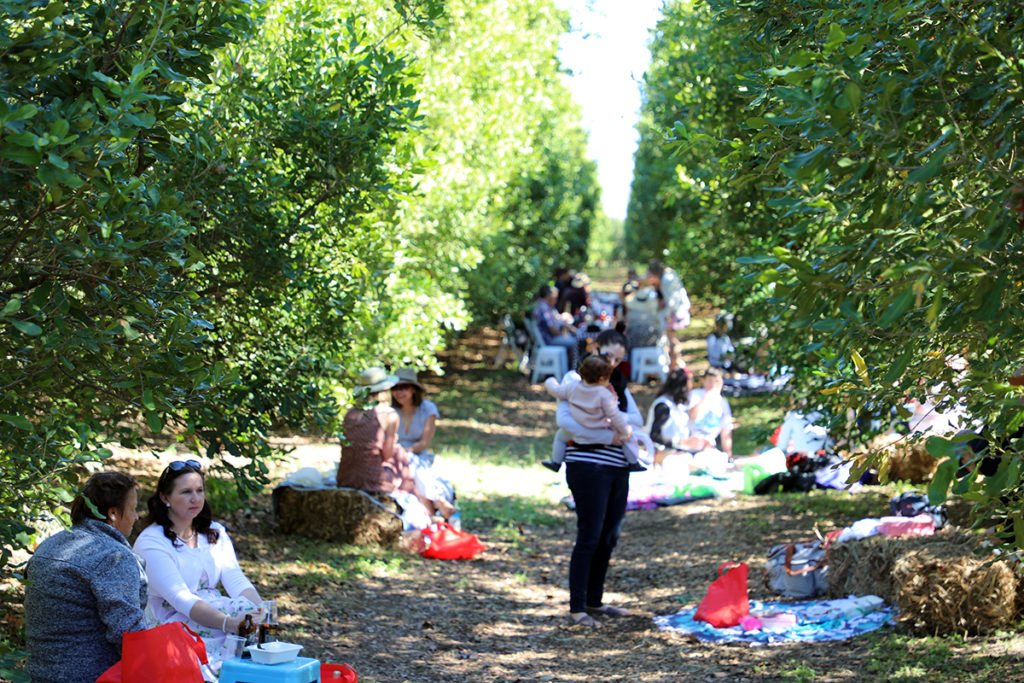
xmin=754 ymin=611 xmax=797 ymax=630
xmin=246 ymin=641 xmax=303 ymax=665
xmin=322 ymin=662 xmax=358 ymax=681
xmin=742 ymin=463 xmax=770 ymax=494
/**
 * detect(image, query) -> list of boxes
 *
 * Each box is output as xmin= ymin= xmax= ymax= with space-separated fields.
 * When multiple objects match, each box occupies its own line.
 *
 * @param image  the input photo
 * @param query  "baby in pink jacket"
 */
xmin=542 ymin=354 xmax=652 ymax=472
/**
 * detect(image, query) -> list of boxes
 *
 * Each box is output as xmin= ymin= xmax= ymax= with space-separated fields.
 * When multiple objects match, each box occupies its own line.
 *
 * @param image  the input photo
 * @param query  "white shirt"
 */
xmin=706 ymin=333 xmax=735 ymax=367
xmin=687 ymin=388 xmax=733 ymax=443
xmin=776 ymin=410 xmax=831 ymax=454
xmin=134 ymin=521 xmax=255 ymax=621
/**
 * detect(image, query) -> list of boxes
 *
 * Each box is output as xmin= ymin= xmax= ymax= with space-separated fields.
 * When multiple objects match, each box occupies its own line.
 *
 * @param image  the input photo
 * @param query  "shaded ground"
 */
xmin=218 ymin=325 xmax=1022 ymax=682
xmin=8 ymin=313 xmax=1022 ymax=682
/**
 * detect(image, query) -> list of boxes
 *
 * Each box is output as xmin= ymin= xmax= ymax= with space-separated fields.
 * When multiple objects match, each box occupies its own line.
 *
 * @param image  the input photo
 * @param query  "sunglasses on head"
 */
xmin=167 ymin=459 xmax=202 ymax=472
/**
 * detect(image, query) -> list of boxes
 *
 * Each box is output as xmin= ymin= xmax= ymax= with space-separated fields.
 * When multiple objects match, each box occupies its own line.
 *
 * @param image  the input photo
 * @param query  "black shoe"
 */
xmin=627 ymin=462 xmax=647 ymax=472
xmin=542 ymin=460 xmax=562 ymax=472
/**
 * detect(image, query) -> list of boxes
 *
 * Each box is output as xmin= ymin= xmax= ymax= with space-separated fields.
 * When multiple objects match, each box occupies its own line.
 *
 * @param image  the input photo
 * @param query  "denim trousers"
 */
xmin=565 ymin=461 xmax=630 ymax=613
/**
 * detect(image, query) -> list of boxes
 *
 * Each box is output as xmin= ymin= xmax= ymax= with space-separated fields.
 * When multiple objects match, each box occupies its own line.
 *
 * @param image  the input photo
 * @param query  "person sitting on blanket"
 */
xmin=687 ymin=367 xmax=735 ymax=461
xmin=542 ymin=353 xmax=653 ymax=473
xmin=645 ymin=368 xmax=714 ymax=466
xmin=133 ymin=460 xmax=265 ymax=669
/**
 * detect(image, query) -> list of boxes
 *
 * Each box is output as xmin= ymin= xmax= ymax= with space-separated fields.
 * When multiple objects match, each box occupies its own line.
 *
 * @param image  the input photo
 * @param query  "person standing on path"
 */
xmin=646 ymin=259 xmax=691 ymax=371
xmin=554 ymin=329 xmax=640 ymax=627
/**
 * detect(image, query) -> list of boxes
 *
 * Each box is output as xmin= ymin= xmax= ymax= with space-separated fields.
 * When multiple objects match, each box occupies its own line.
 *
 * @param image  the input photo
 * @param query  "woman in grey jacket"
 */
xmin=24 ymin=472 xmax=147 ymax=683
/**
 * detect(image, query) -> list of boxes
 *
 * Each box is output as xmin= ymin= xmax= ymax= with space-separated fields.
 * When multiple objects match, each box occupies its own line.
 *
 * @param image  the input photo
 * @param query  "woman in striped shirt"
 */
xmin=554 ymin=329 xmax=644 ymax=627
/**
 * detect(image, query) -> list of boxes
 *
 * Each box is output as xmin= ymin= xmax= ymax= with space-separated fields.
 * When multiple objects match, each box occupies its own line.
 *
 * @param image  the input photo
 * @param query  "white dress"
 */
xmin=133 ymin=522 xmax=257 ymax=665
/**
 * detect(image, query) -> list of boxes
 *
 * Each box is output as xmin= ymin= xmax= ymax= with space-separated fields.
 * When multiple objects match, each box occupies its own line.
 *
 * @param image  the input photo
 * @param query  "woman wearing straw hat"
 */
xmin=336 ymin=367 xmax=418 ymax=496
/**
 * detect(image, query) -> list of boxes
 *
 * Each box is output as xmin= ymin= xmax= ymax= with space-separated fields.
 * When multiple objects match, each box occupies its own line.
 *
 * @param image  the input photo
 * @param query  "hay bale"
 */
xmin=274 ymin=486 xmax=403 ymax=548
xmin=826 ymin=529 xmax=1020 ymax=635
xmin=893 ymin=549 xmax=1018 ymax=635
xmin=886 ymin=441 xmax=939 ymax=483
xmin=826 ymin=529 xmax=978 ymax=602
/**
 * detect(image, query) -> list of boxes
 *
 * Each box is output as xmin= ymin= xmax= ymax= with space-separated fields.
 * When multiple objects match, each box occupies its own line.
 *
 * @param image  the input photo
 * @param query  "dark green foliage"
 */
xmin=632 ymin=0 xmax=1024 ymax=543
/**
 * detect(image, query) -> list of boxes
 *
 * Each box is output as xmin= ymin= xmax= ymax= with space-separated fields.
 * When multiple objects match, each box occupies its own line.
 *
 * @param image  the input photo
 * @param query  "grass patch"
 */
xmin=459 ymin=493 xmax=563 ymax=531
xmin=777 ymin=488 xmax=889 ymax=524
xmin=246 ymin=537 xmax=409 ymax=590
xmin=729 ymin=392 xmax=788 ymax=456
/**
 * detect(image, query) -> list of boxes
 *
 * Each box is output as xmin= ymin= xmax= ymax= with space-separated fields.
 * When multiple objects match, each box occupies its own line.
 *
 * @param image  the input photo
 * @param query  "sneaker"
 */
xmin=541 ymin=460 xmax=561 ymax=472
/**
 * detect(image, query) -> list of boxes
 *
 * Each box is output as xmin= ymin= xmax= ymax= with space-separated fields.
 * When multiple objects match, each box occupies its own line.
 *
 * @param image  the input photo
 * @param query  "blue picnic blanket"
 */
xmin=653 ymin=599 xmax=893 ymax=645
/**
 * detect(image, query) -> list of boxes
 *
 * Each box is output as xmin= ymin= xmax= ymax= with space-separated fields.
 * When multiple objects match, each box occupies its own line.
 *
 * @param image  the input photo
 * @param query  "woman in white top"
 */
xmin=645 ymin=368 xmax=712 ymax=464
xmin=133 ymin=460 xmax=263 ymax=665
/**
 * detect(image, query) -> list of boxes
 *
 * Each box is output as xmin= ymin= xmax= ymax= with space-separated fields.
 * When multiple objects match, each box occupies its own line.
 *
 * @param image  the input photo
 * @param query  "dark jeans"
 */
xmin=565 ymin=461 xmax=630 ymax=613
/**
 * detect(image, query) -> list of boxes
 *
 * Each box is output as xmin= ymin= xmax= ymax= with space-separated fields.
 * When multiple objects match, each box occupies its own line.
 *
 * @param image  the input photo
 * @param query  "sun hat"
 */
xmin=393 ymin=367 xmax=425 ymax=391
xmin=355 ymin=367 xmax=398 ymax=394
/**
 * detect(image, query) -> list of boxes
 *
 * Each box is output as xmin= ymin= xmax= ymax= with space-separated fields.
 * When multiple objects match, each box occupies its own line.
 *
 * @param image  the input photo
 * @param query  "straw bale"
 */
xmin=827 ymin=529 xmax=1021 ymax=634
xmin=892 ymin=550 xmax=1018 ymax=635
xmin=826 ymin=529 xmax=978 ymax=602
xmin=886 ymin=441 xmax=939 ymax=484
xmin=275 ymin=486 xmax=403 ymax=548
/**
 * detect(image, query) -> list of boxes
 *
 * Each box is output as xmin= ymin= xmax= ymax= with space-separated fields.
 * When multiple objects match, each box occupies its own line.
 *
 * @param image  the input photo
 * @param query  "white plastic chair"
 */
xmin=631 ymin=345 xmax=668 ymax=384
xmin=494 ymin=314 xmax=530 ymax=373
xmin=524 ymin=317 xmax=568 ymax=384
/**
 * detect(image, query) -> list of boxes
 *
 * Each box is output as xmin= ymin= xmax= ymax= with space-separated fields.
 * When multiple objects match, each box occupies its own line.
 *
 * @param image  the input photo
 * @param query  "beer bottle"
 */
xmin=237 ymin=614 xmax=256 ymax=657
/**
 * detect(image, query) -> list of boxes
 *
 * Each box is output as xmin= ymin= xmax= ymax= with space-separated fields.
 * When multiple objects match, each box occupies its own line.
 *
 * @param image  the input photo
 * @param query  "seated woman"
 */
xmin=645 ymin=368 xmax=712 ymax=465
xmin=338 ymin=367 xmax=453 ymax=524
xmin=24 ymin=472 xmax=148 ymax=683
xmin=391 ymin=367 xmax=456 ymax=518
xmin=533 ymin=283 xmax=578 ymax=370
xmin=133 ymin=460 xmax=264 ymax=667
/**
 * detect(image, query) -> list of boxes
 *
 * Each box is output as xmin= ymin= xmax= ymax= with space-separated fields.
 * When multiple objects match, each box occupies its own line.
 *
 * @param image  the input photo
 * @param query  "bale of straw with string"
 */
xmin=274 ymin=486 xmax=403 ymax=548
xmin=826 ymin=528 xmax=1021 ymax=634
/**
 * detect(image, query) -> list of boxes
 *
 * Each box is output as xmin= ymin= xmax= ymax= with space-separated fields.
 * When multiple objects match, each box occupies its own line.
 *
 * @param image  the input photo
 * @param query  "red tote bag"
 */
xmin=96 ymin=622 xmax=207 ymax=683
xmin=420 ymin=522 xmax=485 ymax=560
xmin=693 ymin=561 xmax=750 ymax=628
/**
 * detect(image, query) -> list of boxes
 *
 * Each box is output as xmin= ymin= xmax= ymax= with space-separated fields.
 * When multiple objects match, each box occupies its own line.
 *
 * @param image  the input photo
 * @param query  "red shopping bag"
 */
xmin=693 ymin=561 xmax=750 ymax=628
xmin=420 ymin=522 xmax=485 ymax=560
xmin=96 ymin=622 xmax=207 ymax=683
xmin=322 ymin=662 xmax=359 ymax=681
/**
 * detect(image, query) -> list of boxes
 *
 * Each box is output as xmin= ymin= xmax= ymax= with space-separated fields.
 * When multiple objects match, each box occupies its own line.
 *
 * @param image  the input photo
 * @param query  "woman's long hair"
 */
xmin=657 ymin=368 xmax=691 ymax=405
xmin=141 ymin=463 xmax=219 ymax=547
xmin=70 ymin=472 xmax=137 ymax=525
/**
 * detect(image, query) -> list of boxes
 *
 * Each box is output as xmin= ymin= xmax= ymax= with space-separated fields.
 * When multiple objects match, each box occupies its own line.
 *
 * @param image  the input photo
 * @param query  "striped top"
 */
xmin=563 ymin=442 xmax=629 ymax=468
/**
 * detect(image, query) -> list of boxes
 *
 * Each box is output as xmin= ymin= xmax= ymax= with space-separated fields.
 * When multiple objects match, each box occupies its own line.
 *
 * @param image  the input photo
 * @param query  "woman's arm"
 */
xmin=622 ymin=389 xmax=644 ymax=428
xmin=412 ymin=414 xmax=436 ymax=454
xmin=94 ymin=552 xmax=148 ymax=649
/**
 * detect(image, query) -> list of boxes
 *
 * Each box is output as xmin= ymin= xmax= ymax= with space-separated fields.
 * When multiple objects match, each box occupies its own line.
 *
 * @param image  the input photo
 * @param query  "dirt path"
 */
xmin=99 ymin=320 xmax=1021 ymax=682
xmin=215 ymin=324 xmax=887 ymax=683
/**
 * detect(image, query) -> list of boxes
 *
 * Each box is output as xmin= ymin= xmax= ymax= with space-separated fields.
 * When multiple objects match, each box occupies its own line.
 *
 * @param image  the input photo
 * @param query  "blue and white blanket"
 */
xmin=654 ymin=598 xmax=893 ymax=645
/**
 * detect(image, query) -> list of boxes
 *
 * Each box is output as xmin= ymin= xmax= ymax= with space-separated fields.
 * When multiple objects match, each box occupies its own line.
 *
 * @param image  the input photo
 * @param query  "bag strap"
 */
xmin=717 ymin=561 xmax=743 ymax=576
xmin=783 ymin=542 xmax=827 ymax=576
xmin=180 ymin=623 xmax=209 ymax=664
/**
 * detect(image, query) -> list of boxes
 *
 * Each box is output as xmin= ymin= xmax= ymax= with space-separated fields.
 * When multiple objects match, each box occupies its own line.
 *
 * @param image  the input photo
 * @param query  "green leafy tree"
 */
xmin=638 ymin=0 xmax=1024 ymax=542
xmin=397 ymin=0 xmax=601 ymax=324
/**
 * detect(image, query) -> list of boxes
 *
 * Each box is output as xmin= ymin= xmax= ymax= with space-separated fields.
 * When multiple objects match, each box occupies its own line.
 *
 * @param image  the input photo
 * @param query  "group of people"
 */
xmin=531 ymin=261 xmax=749 ymax=629
xmin=336 ymin=366 xmax=456 ymax=527
xmin=532 ymin=260 xmax=692 ymax=376
xmin=25 ymin=464 xmax=265 ymax=683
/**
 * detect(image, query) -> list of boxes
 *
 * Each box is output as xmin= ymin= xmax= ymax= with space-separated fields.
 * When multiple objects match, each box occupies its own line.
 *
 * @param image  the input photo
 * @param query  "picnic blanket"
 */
xmin=654 ymin=598 xmax=893 ymax=645
xmin=560 ymin=470 xmax=745 ymax=511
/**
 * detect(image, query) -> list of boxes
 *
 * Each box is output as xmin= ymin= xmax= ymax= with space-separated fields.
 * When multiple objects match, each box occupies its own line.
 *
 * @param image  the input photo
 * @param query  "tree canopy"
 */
xmin=630 ymin=0 xmax=1024 ymax=543
xmin=0 ymin=0 xmax=599 ymax=566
